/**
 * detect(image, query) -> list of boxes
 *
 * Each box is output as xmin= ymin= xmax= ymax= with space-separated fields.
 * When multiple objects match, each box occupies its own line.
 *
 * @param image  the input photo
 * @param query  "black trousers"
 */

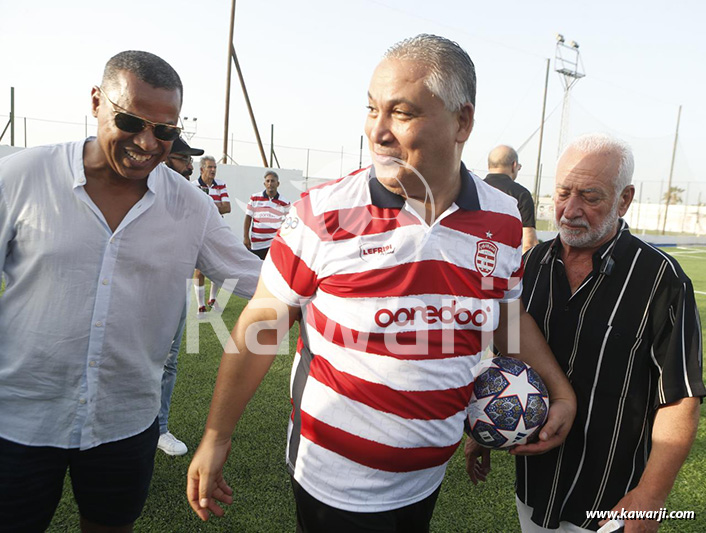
xmin=291 ymin=477 xmax=441 ymax=533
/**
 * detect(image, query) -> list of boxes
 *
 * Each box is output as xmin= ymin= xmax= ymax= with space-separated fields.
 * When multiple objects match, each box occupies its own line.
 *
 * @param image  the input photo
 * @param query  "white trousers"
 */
xmin=516 ymin=496 xmax=594 ymax=533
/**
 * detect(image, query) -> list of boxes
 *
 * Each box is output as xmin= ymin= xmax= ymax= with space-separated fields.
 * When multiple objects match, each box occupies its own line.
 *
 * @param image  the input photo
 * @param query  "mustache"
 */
xmin=559 ymin=216 xmax=589 ymax=229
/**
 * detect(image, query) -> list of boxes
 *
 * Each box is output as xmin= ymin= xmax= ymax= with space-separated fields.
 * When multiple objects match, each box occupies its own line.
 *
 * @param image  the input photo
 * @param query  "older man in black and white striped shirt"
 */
xmin=468 ymin=133 xmax=705 ymax=533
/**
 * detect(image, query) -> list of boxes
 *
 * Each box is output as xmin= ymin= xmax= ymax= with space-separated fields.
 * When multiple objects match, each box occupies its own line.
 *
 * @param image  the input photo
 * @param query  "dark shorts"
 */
xmin=250 ymin=247 xmax=269 ymax=260
xmin=0 ymin=418 xmax=159 ymax=532
xmin=291 ymin=477 xmax=441 ymax=533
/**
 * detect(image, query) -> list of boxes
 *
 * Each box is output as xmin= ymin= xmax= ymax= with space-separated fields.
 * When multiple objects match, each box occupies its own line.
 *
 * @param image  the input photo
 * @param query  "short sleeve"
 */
xmin=517 ymin=189 xmax=536 ymax=228
xmin=261 ymin=198 xmax=321 ymax=308
xmin=651 ymin=268 xmax=706 ymax=406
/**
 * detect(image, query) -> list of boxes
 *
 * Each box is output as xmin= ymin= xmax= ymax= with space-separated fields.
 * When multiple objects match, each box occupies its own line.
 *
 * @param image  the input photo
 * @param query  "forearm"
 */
xmin=201 ymin=284 xmax=296 ymax=443
xmin=215 ymin=202 xmax=230 ymax=215
xmin=495 ymin=301 xmax=574 ymax=402
xmin=637 ymin=397 xmax=700 ymax=503
xmin=522 ymin=227 xmax=538 ymax=253
xmin=243 ymin=215 xmax=252 ymax=240
xmin=201 ymin=327 xmax=277 ymax=443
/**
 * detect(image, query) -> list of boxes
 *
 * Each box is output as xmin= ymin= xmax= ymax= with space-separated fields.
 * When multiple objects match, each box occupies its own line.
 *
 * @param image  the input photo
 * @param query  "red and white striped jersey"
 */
xmin=261 ymin=165 xmax=524 ymax=512
xmin=193 ymin=177 xmax=229 ymax=204
xmin=246 ymin=191 xmax=291 ymax=250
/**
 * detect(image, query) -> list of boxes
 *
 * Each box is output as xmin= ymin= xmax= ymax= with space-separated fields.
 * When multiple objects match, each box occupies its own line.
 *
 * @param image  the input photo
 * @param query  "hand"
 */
xmin=243 ymin=236 xmax=251 ymax=250
xmin=598 ymin=487 xmax=664 ymax=532
xmin=187 ymin=436 xmax=234 ymax=521
xmin=510 ymin=397 xmax=575 ymax=456
xmin=464 ymin=436 xmax=491 ymax=484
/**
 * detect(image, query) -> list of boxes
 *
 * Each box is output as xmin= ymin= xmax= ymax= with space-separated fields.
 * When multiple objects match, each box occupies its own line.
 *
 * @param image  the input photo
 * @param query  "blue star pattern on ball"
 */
xmin=466 ymin=357 xmax=550 ymax=449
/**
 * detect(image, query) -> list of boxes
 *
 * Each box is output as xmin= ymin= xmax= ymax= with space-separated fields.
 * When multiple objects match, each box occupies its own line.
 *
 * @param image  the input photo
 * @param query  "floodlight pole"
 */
xmin=231 ymin=44 xmax=268 ymax=167
xmin=533 ymin=59 xmax=550 ymax=216
xmin=222 ymin=0 xmax=236 ymax=164
xmin=554 ymin=35 xmax=585 ymax=155
xmin=661 ymin=104 xmax=682 ymax=235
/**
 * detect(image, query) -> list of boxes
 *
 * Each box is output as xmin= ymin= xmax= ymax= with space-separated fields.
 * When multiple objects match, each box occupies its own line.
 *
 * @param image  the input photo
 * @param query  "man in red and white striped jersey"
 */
xmin=193 ymin=155 xmax=230 ymax=315
xmin=188 ymin=34 xmax=576 ymax=531
xmin=243 ymin=170 xmax=291 ymax=259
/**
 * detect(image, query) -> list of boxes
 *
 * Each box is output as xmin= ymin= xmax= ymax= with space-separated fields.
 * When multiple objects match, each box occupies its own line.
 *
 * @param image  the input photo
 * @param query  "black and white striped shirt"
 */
xmin=516 ymin=220 xmax=705 ymax=530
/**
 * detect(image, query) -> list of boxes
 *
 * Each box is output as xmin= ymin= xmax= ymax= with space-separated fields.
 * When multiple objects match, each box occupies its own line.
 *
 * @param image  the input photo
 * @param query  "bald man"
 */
xmin=485 ymin=145 xmax=538 ymax=252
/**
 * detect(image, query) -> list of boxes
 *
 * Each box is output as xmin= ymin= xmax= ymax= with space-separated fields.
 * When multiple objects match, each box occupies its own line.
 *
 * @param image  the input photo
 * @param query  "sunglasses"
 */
xmin=168 ymin=154 xmax=193 ymax=164
xmin=97 ymin=86 xmax=182 ymax=142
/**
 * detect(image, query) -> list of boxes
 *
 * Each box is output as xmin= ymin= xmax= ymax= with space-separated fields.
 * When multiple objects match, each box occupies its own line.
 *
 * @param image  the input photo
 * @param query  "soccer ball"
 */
xmin=466 ymin=357 xmax=549 ymax=449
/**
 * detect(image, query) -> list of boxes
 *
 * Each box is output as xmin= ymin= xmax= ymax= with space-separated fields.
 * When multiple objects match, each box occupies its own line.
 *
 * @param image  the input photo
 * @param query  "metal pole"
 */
xmin=232 ymin=44 xmax=268 ymax=167
xmin=222 ymin=0 xmax=237 ymax=164
xmin=305 ymin=149 xmax=310 ymax=179
xmin=359 ymin=135 xmax=363 ymax=169
xmin=661 ymin=105 xmax=682 ymax=235
xmin=85 ymin=116 xmax=88 ymax=138
xmin=681 ymin=182 xmax=690 ymax=233
xmin=635 ymin=182 xmax=643 ymax=231
xmin=533 ymin=59 xmax=550 ymax=218
xmin=270 ymin=124 xmax=274 ymax=168
xmin=697 ymin=192 xmax=703 ymax=236
xmin=10 ymin=87 xmax=15 ymax=146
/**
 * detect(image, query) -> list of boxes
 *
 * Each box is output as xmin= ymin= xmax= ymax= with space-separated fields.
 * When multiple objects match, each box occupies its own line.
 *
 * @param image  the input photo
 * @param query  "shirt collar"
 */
xmin=263 ymin=190 xmax=280 ymax=200
xmin=197 ymin=176 xmax=208 ymax=189
xmin=485 ymin=173 xmax=512 ymax=182
xmin=74 ymin=137 xmax=159 ymax=194
xmin=544 ymin=219 xmax=631 ymax=274
xmin=367 ymin=162 xmax=480 ymax=211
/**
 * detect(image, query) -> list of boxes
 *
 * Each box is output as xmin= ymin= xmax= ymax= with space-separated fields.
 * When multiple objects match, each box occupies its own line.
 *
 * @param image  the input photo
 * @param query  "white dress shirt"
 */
xmin=0 ymin=139 xmax=261 ymax=449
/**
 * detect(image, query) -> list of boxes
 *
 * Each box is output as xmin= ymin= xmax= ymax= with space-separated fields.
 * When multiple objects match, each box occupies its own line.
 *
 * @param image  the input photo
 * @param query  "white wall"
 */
xmin=208 ymin=164 xmax=308 ymax=238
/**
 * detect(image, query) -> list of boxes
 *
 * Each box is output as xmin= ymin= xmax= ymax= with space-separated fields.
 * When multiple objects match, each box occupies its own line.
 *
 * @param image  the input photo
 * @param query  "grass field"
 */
xmin=30 ymin=246 xmax=706 ymax=531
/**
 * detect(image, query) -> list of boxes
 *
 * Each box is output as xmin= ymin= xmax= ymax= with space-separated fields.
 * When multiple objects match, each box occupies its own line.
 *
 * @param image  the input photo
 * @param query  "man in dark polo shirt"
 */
xmin=468 ymin=133 xmax=705 ymax=532
xmin=484 ymin=145 xmax=538 ymax=252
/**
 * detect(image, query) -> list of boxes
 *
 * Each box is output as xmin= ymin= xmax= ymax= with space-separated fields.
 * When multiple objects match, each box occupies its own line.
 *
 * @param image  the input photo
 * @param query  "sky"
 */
xmin=1 ymin=0 xmax=705 ymax=202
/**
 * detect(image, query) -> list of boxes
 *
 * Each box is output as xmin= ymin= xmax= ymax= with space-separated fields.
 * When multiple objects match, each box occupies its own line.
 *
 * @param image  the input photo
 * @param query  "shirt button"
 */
xmin=89 ymin=361 xmax=97 ymax=367
xmin=110 ymin=238 xmax=115 ymax=244
xmin=102 ymin=279 xmax=109 ymax=285
xmin=79 ymin=398 xmax=87 ymax=405
xmin=95 ymin=321 xmax=103 ymax=327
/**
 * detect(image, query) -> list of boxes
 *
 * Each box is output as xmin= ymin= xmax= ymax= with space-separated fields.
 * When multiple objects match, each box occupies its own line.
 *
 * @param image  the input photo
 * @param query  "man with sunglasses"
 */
xmin=0 ymin=51 xmax=261 ymax=532
xmin=167 ymin=137 xmax=202 ymax=179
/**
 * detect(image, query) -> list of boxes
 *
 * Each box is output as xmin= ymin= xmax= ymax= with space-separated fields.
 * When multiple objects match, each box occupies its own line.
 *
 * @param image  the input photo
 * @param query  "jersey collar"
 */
xmin=368 ymin=162 xmax=480 ymax=211
xmin=263 ymin=190 xmax=280 ymax=200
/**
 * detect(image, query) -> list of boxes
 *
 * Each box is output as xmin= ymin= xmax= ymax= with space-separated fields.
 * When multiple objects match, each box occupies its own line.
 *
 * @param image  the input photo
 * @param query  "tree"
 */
xmin=663 ymin=186 xmax=685 ymax=205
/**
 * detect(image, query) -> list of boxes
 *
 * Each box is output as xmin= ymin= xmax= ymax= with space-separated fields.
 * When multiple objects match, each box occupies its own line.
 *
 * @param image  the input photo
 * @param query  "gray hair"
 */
xmin=264 ymin=170 xmax=279 ymax=181
xmin=200 ymin=155 xmax=216 ymax=169
xmin=102 ymin=51 xmax=183 ymax=104
xmin=561 ymin=133 xmax=634 ymax=192
xmin=384 ymin=34 xmax=476 ymax=111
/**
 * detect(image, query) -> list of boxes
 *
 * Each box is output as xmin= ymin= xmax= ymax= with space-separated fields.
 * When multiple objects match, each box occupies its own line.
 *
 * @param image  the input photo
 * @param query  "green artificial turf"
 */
xmin=29 ymin=247 xmax=706 ymax=530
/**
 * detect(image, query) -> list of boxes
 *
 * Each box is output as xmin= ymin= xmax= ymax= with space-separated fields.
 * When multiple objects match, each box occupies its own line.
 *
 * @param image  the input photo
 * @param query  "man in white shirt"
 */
xmin=0 ymin=50 xmax=261 ymax=532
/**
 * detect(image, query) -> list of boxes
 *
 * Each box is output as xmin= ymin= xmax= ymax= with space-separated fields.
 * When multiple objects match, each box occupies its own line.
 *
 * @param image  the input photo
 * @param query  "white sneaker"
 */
xmin=196 ymin=305 xmax=208 ymax=320
xmin=158 ymin=431 xmax=188 ymax=456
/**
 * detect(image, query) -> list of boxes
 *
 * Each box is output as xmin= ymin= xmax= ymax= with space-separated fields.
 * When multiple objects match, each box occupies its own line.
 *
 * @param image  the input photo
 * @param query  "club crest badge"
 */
xmin=475 ymin=240 xmax=498 ymax=277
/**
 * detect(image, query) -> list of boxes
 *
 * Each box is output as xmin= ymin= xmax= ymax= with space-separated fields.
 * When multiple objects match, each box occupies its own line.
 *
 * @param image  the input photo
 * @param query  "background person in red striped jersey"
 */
xmin=193 ymin=156 xmax=231 ymax=316
xmin=187 ymin=34 xmax=577 ymax=532
xmin=243 ymin=170 xmax=291 ymax=260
